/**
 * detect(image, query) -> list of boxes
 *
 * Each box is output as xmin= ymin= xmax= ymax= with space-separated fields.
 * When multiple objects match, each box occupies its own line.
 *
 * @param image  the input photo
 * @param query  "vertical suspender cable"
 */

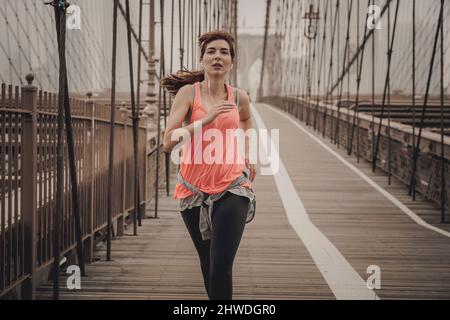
xmin=371 ymin=0 xmax=375 ymax=169
xmin=154 ymin=0 xmax=164 ymax=221
xmin=258 ymin=0 xmax=271 ymax=101
xmin=135 ymin=0 xmax=144 ymax=226
xmin=386 ymin=2 xmax=392 ymax=184
xmin=335 ymin=0 xmax=352 ymax=148
xmin=125 ymin=0 xmax=140 ymax=236
xmin=305 ymin=3 xmax=313 ymax=125
xmin=214 ymin=0 xmax=217 ymax=29
xmin=209 ymin=0 xmax=213 ymax=31
xmin=347 ymin=0 xmax=351 ymax=139
xmin=157 ymin=0 xmax=168 ymax=208
xmin=204 ymin=0 xmax=208 ymax=33
xmin=199 ymin=0 xmax=202 ymax=38
xmin=308 ymin=1 xmax=318 ymax=126
xmin=324 ymin=0 xmax=339 ymax=138
xmin=314 ymin=0 xmax=329 ymax=132
xmin=285 ymin=1 xmax=295 ymax=113
xmin=13 ymin=1 xmax=23 ymax=83
xmin=217 ymin=0 xmax=221 ymax=29
xmin=5 ymin=2 xmax=13 ymax=83
xmin=107 ymin=0 xmax=119 ymax=261
xmin=439 ymin=0 xmax=446 ymax=223
xmin=216 ymin=0 xmax=220 ymax=30
xmin=335 ymin=0 xmax=341 ymax=146
xmin=51 ymin=0 xmax=66 ymax=300
xmin=171 ymin=0 xmax=175 ymax=74
xmin=288 ymin=0 xmax=301 ymax=114
xmin=234 ymin=0 xmax=238 ymax=86
xmin=187 ymin=0 xmax=191 ymax=69
xmin=179 ymin=0 xmax=184 ymax=69
xmin=409 ymin=0 xmax=417 ymax=198
xmin=160 ymin=3 xmax=167 ymax=130
xmin=192 ymin=0 xmax=195 ymax=68
xmin=166 ymin=0 xmax=175 ymax=197
xmin=356 ymin=0 xmax=361 ymax=162
xmin=297 ymin=3 xmax=307 ymax=114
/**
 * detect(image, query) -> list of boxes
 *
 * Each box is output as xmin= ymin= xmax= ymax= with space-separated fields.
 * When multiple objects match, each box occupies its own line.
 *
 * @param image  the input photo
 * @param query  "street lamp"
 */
xmin=302 ymin=4 xmax=320 ymax=125
xmin=303 ymin=4 xmax=320 ymax=40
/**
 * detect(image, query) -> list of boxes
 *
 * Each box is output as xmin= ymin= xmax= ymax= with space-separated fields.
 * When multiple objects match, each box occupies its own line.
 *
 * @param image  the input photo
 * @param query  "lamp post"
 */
xmin=302 ymin=4 xmax=320 ymax=125
xmin=303 ymin=4 xmax=320 ymax=101
xmin=144 ymin=0 xmax=158 ymax=133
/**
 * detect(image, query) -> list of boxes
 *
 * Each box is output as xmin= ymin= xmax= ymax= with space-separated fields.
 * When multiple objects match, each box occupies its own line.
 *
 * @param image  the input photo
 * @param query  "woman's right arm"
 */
xmin=162 ymin=84 xmax=236 ymax=153
xmin=163 ymin=85 xmax=195 ymax=153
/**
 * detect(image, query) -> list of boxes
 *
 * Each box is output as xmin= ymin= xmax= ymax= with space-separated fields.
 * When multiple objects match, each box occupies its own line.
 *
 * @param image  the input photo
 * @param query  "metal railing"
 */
xmin=263 ymin=96 xmax=450 ymax=217
xmin=0 ymin=78 xmax=157 ymax=299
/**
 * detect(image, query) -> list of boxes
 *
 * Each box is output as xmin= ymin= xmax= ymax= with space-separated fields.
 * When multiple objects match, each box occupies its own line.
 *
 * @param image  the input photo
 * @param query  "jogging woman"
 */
xmin=161 ymin=30 xmax=256 ymax=300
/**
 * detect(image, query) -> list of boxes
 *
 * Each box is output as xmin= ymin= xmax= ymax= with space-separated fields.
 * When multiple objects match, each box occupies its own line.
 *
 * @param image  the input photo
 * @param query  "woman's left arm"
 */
xmin=238 ymin=90 xmax=256 ymax=182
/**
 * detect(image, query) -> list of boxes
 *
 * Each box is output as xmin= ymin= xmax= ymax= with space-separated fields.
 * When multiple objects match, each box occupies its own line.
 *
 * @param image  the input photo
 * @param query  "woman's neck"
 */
xmin=203 ymin=77 xmax=226 ymax=98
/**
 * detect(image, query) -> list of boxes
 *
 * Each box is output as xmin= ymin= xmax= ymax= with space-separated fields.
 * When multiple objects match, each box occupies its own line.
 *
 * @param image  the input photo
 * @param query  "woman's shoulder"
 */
xmin=177 ymin=83 xmax=196 ymax=96
xmin=174 ymin=83 xmax=197 ymax=106
xmin=233 ymin=87 xmax=250 ymax=98
xmin=232 ymin=87 xmax=251 ymax=108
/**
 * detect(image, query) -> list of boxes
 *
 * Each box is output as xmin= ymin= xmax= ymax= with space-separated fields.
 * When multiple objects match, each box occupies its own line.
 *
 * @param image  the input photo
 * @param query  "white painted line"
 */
xmin=258 ymin=103 xmax=450 ymax=239
xmin=251 ymin=104 xmax=379 ymax=300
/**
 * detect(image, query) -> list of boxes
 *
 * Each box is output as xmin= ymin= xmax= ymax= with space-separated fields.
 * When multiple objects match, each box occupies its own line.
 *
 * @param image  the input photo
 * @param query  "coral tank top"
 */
xmin=173 ymin=82 xmax=252 ymax=199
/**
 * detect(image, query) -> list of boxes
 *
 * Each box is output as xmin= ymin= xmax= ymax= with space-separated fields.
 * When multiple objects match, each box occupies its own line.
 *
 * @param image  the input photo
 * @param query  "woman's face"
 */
xmin=201 ymin=39 xmax=233 ymax=77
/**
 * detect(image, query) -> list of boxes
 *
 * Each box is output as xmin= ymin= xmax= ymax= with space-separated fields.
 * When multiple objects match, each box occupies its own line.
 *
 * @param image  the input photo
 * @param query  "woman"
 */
xmin=161 ymin=30 xmax=256 ymax=300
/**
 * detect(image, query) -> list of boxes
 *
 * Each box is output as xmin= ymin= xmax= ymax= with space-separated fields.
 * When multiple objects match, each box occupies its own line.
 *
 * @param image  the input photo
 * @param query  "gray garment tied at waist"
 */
xmin=177 ymin=170 xmax=256 ymax=241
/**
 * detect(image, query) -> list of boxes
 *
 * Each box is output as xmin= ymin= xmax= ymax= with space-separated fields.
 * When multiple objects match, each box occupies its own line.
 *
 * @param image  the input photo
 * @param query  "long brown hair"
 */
xmin=161 ymin=30 xmax=235 ymax=96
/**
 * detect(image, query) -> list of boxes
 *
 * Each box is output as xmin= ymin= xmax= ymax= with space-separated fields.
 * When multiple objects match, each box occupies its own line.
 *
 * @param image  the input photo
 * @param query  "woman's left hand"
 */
xmin=245 ymin=157 xmax=256 ymax=182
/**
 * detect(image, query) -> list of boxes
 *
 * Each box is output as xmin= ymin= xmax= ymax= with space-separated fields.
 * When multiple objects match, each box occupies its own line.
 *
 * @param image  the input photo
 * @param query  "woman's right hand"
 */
xmin=202 ymin=101 xmax=236 ymax=125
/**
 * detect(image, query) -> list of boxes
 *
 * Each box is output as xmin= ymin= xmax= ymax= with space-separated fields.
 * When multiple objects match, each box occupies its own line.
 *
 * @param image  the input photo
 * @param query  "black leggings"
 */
xmin=181 ymin=192 xmax=249 ymax=300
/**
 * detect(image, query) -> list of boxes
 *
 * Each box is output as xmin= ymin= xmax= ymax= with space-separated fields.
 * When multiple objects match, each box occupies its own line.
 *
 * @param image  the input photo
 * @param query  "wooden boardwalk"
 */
xmin=37 ymin=103 xmax=450 ymax=300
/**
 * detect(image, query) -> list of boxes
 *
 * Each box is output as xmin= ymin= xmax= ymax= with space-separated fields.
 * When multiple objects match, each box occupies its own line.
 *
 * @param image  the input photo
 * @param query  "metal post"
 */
xmin=21 ymin=74 xmax=37 ymax=300
xmin=145 ymin=0 xmax=158 ymax=126
xmin=118 ymin=105 xmax=128 ymax=237
xmin=85 ymin=93 xmax=95 ymax=264
xmin=145 ymin=0 xmax=160 ymax=220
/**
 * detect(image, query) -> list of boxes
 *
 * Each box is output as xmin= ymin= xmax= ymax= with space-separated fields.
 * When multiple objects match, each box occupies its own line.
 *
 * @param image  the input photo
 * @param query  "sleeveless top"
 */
xmin=173 ymin=82 xmax=256 ymax=240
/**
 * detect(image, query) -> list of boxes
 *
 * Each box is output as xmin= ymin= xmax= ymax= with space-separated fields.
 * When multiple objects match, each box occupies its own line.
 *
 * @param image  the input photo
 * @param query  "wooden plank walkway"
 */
xmin=36 ymin=103 xmax=450 ymax=300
